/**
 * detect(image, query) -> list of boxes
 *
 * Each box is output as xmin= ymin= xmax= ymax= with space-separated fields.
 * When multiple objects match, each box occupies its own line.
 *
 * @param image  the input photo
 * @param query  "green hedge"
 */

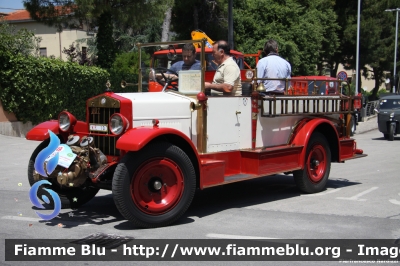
xmin=0 ymin=50 xmax=109 ymax=124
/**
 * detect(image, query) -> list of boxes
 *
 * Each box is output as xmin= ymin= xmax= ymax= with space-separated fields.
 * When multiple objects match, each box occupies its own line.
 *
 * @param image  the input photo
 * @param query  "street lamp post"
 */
xmin=385 ymin=8 xmax=400 ymax=93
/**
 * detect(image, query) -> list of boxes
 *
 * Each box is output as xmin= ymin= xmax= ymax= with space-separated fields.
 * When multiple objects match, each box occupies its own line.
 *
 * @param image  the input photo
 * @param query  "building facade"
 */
xmin=2 ymin=9 xmax=92 ymax=61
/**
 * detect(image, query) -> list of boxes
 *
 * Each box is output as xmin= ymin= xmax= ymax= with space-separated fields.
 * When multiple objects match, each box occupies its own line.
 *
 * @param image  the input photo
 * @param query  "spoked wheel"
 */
xmin=154 ymin=67 xmax=179 ymax=91
xmin=28 ymin=139 xmax=99 ymax=209
xmin=293 ymin=132 xmax=331 ymax=193
xmin=112 ymin=142 xmax=196 ymax=228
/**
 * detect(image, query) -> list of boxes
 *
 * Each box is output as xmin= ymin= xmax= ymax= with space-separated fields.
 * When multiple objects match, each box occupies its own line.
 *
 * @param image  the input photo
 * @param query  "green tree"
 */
xmin=108 ymin=51 xmax=150 ymax=92
xmin=335 ymin=0 xmax=397 ymax=99
xmin=96 ymin=11 xmax=115 ymax=69
xmin=171 ymin=0 xmax=228 ymax=41
xmin=0 ymin=17 xmax=42 ymax=56
xmin=23 ymin=0 xmax=171 ymax=65
xmin=233 ymin=0 xmax=339 ymax=76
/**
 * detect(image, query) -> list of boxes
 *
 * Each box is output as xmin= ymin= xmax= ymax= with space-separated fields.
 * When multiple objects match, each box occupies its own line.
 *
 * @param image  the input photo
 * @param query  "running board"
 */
xmin=202 ymin=166 xmax=302 ymax=189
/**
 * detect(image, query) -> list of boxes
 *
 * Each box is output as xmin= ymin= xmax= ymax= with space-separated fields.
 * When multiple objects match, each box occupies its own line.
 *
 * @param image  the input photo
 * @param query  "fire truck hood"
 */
xmin=115 ymin=92 xmax=194 ymax=121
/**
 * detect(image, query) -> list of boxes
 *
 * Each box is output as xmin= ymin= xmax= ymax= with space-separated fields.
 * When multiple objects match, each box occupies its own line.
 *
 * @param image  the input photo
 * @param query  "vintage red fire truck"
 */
xmin=26 ymin=40 xmax=366 ymax=228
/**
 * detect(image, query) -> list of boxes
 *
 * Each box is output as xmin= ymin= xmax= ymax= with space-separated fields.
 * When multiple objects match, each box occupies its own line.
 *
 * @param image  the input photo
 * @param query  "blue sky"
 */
xmin=0 ymin=0 xmax=25 ymax=13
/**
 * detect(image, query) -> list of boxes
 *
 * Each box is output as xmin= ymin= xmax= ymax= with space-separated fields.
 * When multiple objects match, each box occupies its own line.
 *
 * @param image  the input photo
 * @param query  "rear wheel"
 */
xmin=293 ymin=132 xmax=331 ymax=193
xmin=28 ymin=139 xmax=99 ymax=209
xmin=384 ymin=133 xmax=389 ymax=139
xmin=112 ymin=142 xmax=196 ymax=228
xmin=389 ymin=123 xmax=395 ymax=141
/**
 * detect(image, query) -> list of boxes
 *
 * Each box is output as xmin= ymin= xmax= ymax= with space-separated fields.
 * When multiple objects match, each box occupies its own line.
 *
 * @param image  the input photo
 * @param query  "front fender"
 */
xmin=116 ymin=127 xmax=197 ymax=152
xmin=26 ymin=120 xmax=59 ymax=141
xmin=290 ymin=118 xmax=340 ymax=165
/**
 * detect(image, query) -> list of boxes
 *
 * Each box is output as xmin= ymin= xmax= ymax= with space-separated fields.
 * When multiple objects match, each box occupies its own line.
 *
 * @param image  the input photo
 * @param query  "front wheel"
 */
xmin=112 ymin=142 xmax=196 ymax=228
xmin=350 ymin=115 xmax=356 ymax=136
xmin=28 ymin=139 xmax=99 ymax=209
xmin=293 ymin=132 xmax=331 ymax=193
xmin=389 ymin=123 xmax=395 ymax=141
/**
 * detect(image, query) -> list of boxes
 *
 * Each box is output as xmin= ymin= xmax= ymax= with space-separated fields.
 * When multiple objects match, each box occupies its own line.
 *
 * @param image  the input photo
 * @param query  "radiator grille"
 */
xmin=89 ymin=107 xmax=120 ymax=156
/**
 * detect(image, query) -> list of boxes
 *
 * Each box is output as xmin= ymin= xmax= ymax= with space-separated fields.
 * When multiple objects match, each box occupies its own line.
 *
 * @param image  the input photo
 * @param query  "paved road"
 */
xmin=356 ymin=115 xmax=378 ymax=134
xmin=1 ymin=125 xmax=399 ymax=266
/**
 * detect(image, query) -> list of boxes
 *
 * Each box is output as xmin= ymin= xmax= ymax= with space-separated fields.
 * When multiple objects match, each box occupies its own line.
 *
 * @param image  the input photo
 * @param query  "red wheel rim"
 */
xmin=131 ymin=158 xmax=184 ymax=215
xmin=306 ymin=144 xmax=327 ymax=183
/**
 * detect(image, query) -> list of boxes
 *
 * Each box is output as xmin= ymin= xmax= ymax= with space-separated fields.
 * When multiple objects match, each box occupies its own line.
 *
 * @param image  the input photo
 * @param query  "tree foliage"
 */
xmin=171 ymin=0 xmax=228 ymax=41
xmin=0 ymin=51 xmax=109 ymax=124
xmin=332 ymin=0 xmax=399 ymax=99
xmin=20 ymin=0 xmax=400 ymax=100
xmin=0 ymin=17 xmax=42 ymax=56
xmin=96 ymin=11 xmax=115 ymax=69
xmin=233 ymin=0 xmax=339 ymax=76
xmin=23 ymin=0 xmax=170 ymax=31
xmin=108 ymin=51 xmax=150 ymax=92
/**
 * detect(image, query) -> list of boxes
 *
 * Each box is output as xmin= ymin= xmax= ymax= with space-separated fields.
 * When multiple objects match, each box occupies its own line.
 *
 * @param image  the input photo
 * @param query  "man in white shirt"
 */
xmin=205 ymin=40 xmax=242 ymax=96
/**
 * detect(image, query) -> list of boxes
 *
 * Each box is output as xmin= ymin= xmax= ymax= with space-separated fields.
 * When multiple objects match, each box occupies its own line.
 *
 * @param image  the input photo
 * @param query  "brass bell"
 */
xmin=256 ymin=82 xmax=265 ymax=92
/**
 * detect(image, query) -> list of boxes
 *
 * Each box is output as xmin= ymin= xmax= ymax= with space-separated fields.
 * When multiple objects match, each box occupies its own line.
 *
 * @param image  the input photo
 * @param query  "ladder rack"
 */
xmin=260 ymin=95 xmax=354 ymax=117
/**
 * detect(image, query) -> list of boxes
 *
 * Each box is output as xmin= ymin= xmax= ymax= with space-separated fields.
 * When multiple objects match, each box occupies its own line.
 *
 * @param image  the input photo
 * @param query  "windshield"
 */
xmin=139 ymin=42 xmax=205 ymax=94
xmin=379 ymin=98 xmax=400 ymax=109
xmin=152 ymin=53 xmax=244 ymax=71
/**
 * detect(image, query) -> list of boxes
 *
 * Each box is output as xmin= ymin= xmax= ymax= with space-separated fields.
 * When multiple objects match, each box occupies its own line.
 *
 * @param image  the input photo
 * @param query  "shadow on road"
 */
xmin=371 ymin=136 xmax=400 ymax=141
xmin=180 ymin=175 xmax=359 ymax=223
xmin=34 ymin=175 xmax=360 ymax=230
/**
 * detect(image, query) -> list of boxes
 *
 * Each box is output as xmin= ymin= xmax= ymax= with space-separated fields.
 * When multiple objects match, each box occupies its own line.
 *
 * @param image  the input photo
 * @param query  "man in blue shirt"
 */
xmin=169 ymin=43 xmax=201 ymax=73
xmin=256 ymin=39 xmax=291 ymax=95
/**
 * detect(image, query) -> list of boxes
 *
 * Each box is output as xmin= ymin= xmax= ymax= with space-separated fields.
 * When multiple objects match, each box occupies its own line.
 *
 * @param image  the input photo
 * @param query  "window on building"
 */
xmin=40 ymin=48 xmax=47 ymax=57
xmin=82 ymin=47 xmax=87 ymax=61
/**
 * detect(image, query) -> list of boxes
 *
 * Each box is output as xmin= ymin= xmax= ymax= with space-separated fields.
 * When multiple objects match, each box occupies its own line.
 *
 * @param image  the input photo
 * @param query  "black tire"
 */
xmin=389 ymin=123 xmax=395 ymax=141
xmin=293 ymin=132 xmax=331 ymax=193
xmin=384 ymin=133 xmax=389 ymax=139
xmin=112 ymin=142 xmax=196 ymax=228
xmin=350 ymin=115 xmax=356 ymax=136
xmin=28 ymin=139 xmax=99 ymax=209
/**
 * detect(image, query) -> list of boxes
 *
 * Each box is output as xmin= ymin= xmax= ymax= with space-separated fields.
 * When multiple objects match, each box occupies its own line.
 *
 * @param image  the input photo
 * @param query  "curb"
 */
xmin=0 ymin=121 xmax=33 ymax=138
xmin=356 ymin=115 xmax=377 ymax=134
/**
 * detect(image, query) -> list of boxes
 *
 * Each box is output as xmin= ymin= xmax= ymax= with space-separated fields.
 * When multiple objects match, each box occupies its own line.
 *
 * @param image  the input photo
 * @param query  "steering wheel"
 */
xmin=154 ymin=67 xmax=179 ymax=91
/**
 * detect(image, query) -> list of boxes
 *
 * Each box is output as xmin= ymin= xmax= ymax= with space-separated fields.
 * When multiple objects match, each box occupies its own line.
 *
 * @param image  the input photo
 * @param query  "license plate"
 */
xmin=89 ymin=124 xmax=108 ymax=132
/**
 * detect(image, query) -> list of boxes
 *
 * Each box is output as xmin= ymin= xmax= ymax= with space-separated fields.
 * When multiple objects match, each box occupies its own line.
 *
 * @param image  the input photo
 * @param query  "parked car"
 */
xmin=375 ymin=95 xmax=400 ymax=141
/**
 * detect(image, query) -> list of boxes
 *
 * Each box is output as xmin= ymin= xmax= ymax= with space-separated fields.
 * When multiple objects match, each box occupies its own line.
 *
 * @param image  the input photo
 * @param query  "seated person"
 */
xmin=204 ymin=40 xmax=242 ymax=96
xmin=162 ymin=43 xmax=201 ymax=79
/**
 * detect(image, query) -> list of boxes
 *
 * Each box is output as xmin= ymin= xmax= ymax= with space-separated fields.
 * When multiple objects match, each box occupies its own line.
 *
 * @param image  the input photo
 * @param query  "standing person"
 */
xmin=257 ymin=39 xmax=291 ymax=95
xmin=205 ymin=40 xmax=241 ymax=96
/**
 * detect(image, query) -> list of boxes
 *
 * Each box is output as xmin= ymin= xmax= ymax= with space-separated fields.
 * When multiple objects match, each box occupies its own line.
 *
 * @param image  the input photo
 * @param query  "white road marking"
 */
xmin=2 ymin=215 xmax=40 ymax=222
xmin=207 ymin=233 xmax=306 ymax=244
xmin=389 ymin=193 xmax=400 ymax=205
xmin=207 ymin=233 xmax=277 ymax=239
xmin=302 ymin=188 xmax=343 ymax=197
xmin=337 ymin=187 xmax=378 ymax=201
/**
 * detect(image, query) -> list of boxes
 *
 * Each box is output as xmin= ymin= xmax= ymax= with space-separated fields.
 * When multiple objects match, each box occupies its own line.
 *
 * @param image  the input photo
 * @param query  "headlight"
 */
xmin=109 ymin=113 xmax=129 ymax=135
xmin=245 ymin=70 xmax=254 ymax=80
xmin=58 ymin=111 xmax=76 ymax=132
xmin=390 ymin=112 xmax=395 ymax=118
